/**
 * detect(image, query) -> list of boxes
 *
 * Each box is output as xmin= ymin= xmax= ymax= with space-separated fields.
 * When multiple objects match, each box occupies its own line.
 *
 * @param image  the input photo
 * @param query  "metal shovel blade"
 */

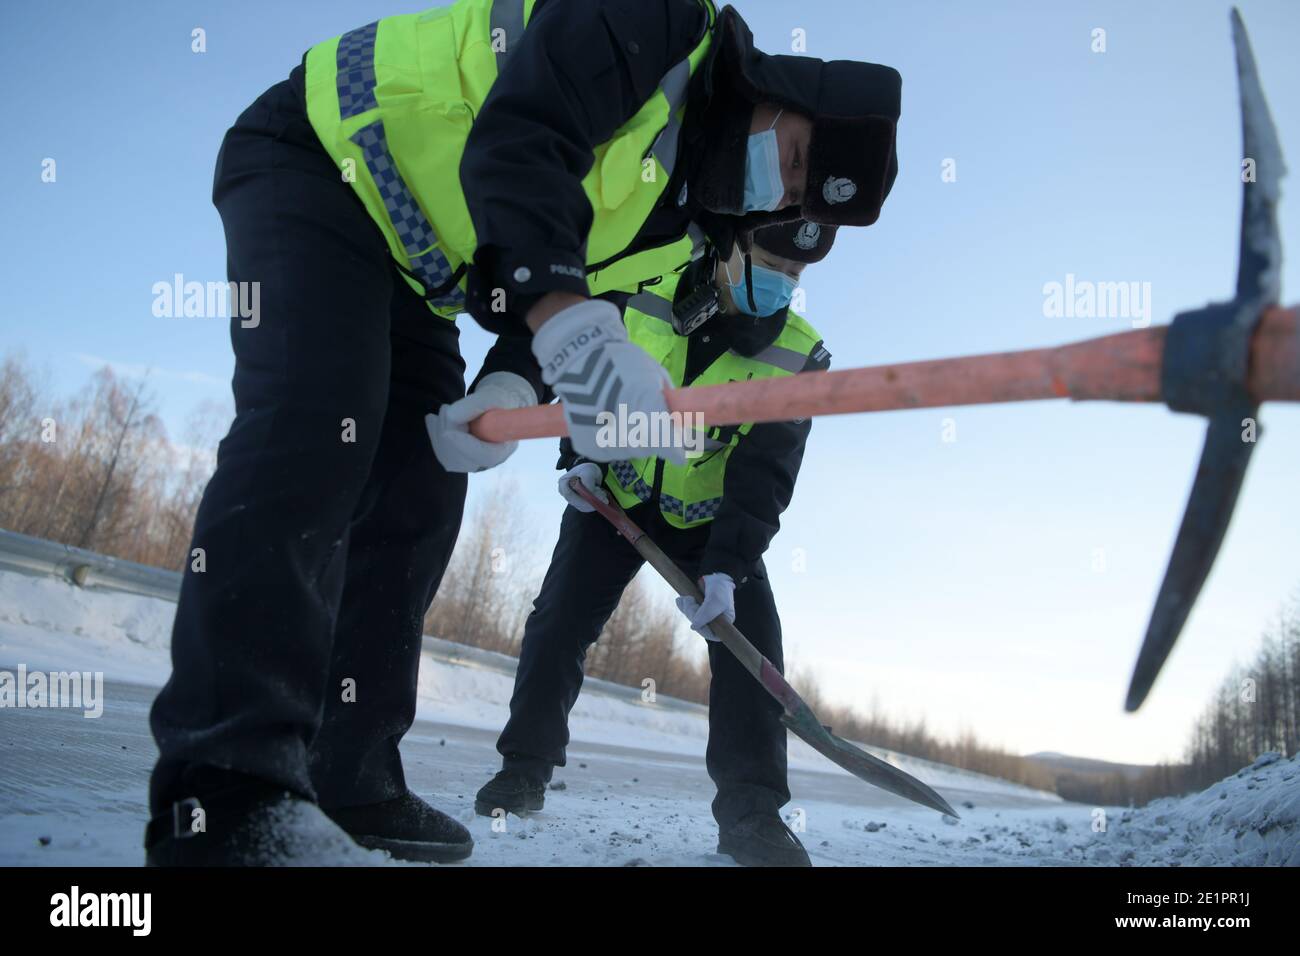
xmin=782 ymin=698 xmax=959 ymax=818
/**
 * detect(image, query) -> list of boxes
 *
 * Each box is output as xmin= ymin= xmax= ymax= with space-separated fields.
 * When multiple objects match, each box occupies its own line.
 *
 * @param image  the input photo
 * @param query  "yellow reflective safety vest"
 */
xmin=302 ymin=0 xmax=715 ymax=319
xmin=605 ymin=273 xmax=826 ymax=528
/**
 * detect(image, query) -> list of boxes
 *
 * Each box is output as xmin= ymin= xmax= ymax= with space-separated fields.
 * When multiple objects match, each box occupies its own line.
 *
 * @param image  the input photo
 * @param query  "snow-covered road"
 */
xmin=1 ymin=674 xmax=1079 ymax=867
xmin=1 ymin=570 xmax=1296 ymax=866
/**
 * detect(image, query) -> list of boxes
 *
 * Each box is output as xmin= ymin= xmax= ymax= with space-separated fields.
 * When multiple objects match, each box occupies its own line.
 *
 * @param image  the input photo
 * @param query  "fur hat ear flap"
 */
xmin=686 ymin=7 xmax=770 ymax=215
xmin=698 ymin=7 xmax=902 ymax=227
xmin=802 ymin=113 xmax=898 ymax=226
xmin=689 ymin=5 xmax=901 ymax=225
xmin=690 ymin=94 xmax=751 ymax=215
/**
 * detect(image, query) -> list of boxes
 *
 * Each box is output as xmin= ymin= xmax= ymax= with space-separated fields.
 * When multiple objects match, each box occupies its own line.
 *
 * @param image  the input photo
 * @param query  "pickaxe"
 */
xmin=472 ymin=10 xmax=1296 ymax=711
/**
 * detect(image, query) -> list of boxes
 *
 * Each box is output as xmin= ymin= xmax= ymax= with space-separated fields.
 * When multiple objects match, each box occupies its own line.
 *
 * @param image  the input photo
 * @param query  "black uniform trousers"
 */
xmin=497 ymin=503 xmax=790 ymax=829
xmin=148 ymin=78 xmax=468 ymax=815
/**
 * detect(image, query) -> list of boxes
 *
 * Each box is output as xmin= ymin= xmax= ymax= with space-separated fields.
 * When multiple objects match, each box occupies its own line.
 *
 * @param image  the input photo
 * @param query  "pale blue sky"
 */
xmin=2 ymin=1 xmax=1298 ymax=764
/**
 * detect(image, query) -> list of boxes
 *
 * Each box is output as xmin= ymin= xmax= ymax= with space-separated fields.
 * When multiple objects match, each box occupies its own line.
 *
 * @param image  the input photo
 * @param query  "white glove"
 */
xmin=426 ymin=371 xmax=536 ymax=473
xmin=531 ymin=299 xmax=685 ymax=465
xmin=558 ymin=462 xmax=609 ymax=512
xmin=675 ymin=572 xmax=736 ymax=642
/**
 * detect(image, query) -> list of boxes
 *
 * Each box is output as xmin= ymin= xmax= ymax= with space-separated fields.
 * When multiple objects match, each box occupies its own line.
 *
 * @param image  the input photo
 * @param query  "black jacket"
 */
xmin=461 ymin=0 xmax=711 ymax=333
xmin=459 ymin=0 xmax=903 ymax=333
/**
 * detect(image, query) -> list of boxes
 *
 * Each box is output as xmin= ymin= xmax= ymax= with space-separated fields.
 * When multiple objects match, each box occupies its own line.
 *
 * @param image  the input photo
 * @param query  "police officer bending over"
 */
xmin=147 ymin=0 xmax=898 ymax=866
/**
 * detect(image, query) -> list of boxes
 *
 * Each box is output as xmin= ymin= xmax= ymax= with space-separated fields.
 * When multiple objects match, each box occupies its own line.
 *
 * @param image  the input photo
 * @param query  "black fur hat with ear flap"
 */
xmin=752 ymin=220 xmax=838 ymax=264
xmin=689 ymin=6 xmax=900 ymax=226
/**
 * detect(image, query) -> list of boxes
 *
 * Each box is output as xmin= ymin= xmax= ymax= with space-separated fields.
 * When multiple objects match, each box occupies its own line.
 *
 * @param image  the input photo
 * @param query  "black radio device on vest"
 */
xmin=671 ymin=249 xmax=722 ymax=336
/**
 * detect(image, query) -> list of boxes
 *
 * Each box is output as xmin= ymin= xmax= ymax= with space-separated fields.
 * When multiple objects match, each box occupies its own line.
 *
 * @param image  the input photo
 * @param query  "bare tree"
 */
xmin=0 ymin=354 xmax=214 ymax=568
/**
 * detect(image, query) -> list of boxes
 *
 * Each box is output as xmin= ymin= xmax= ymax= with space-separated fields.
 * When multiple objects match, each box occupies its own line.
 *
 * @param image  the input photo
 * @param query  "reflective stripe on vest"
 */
xmin=490 ymin=0 xmax=527 ymax=74
xmin=650 ymin=58 xmax=691 ymax=179
xmin=749 ymin=342 xmax=810 ymax=374
xmin=610 ymin=460 xmax=653 ymax=501
xmin=609 ymin=460 xmax=722 ymax=523
xmin=626 ymin=292 xmax=673 ymax=323
xmin=350 ymin=121 xmax=465 ymax=309
xmin=688 ymin=221 xmax=707 ymax=257
xmin=336 ymin=22 xmax=465 ymax=311
xmin=337 ymin=22 xmax=379 ymax=118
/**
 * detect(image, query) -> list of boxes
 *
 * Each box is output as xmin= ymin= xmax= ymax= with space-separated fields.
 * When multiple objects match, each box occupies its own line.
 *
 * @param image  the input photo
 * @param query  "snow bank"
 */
xmin=0 ymin=570 xmax=176 ymax=686
xmin=1104 ymin=752 xmax=1299 ymax=866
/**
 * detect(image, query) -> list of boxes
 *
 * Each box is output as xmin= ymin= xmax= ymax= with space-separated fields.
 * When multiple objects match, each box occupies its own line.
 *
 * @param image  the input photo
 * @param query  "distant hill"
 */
xmin=1025 ymin=752 xmax=1153 ymax=783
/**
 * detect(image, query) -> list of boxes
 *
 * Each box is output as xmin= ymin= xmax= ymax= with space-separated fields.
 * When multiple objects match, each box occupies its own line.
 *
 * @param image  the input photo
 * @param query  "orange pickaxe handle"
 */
xmin=470 ymin=307 xmax=1299 ymax=443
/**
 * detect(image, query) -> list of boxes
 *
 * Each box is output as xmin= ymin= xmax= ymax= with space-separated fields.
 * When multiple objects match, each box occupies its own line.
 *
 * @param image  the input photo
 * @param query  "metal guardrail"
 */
xmin=0 ymin=528 xmax=184 ymax=603
xmin=0 ymin=527 xmax=1051 ymax=796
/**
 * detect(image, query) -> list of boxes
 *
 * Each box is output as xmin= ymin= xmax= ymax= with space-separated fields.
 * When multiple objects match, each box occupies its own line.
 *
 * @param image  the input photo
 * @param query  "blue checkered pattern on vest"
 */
xmin=683 ymin=497 xmax=721 ymax=522
xmin=349 ymin=121 xmax=465 ymax=310
xmin=610 ymin=461 xmax=722 ymax=525
xmin=336 ymin=23 xmax=379 ymax=119
xmin=335 ymin=22 xmax=464 ymax=310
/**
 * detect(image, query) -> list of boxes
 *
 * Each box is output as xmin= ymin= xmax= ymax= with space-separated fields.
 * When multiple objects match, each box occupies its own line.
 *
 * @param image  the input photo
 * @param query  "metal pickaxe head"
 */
xmin=1126 ymin=8 xmax=1287 ymax=711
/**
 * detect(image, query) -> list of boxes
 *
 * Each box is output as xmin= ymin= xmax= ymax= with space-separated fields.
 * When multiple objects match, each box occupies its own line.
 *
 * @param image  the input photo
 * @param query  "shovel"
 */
xmin=570 ymin=477 xmax=959 ymax=818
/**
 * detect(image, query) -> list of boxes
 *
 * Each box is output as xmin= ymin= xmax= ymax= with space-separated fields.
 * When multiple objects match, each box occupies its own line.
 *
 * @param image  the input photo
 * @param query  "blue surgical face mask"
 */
xmin=741 ymin=109 xmax=785 ymax=213
xmin=724 ymin=258 xmax=798 ymax=317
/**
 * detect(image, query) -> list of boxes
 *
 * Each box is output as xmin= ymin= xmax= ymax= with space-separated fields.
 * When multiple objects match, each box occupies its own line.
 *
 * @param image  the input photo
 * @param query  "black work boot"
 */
xmin=145 ymin=769 xmax=369 ymax=867
xmin=474 ymin=769 xmax=546 ymax=817
xmin=324 ymin=791 xmax=473 ymax=863
xmin=718 ymin=812 xmax=812 ymax=867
